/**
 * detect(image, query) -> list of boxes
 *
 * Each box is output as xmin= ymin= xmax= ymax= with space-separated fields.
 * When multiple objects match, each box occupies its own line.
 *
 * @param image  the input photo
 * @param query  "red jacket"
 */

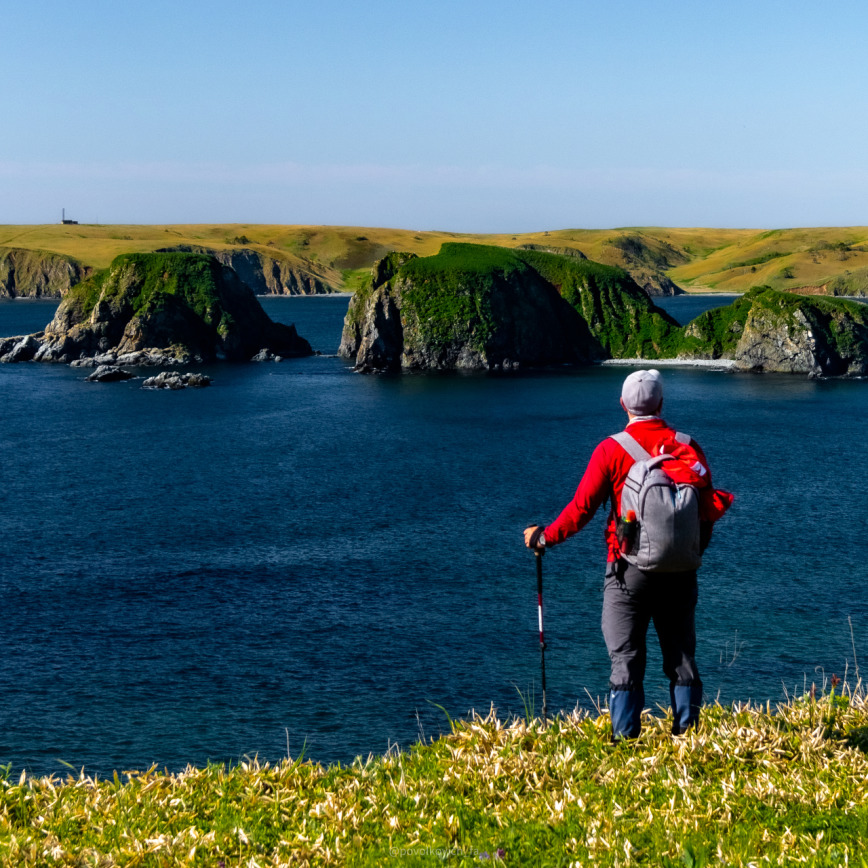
xmin=544 ymin=418 xmax=727 ymax=562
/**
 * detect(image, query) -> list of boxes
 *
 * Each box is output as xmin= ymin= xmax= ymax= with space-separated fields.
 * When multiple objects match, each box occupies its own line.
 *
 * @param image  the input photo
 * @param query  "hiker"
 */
xmin=524 ymin=369 xmax=732 ymax=739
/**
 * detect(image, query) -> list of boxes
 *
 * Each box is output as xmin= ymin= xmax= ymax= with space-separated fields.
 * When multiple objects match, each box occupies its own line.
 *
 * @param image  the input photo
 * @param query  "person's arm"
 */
xmin=525 ymin=441 xmax=613 ymax=549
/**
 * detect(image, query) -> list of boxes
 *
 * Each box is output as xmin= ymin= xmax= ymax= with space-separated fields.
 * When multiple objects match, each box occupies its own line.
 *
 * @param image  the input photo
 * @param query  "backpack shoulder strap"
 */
xmin=674 ymin=431 xmax=691 ymax=445
xmin=609 ymin=431 xmax=653 ymax=463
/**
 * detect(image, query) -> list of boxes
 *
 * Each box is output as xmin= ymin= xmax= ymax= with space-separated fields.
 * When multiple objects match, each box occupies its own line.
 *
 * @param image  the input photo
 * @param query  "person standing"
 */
xmin=523 ymin=369 xmax=732 ymax=739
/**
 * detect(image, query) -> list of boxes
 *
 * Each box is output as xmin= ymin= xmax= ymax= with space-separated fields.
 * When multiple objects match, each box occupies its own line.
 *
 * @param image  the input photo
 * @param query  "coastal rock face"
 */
xmin=339 ymin=253 xmax=416 ymax=370
xmin=339 ymin=244 xmax=677 ymax=372
xmin=0 ymin=248 xmax=90 ymax=298
xmin=157 ymin=246 xmax=334 ymax=295
xmin=0 ymin=252 xmax=312 ymax=364
xmin=732 ymin=293 xmax=868 ymax=375
xmin=678 ymin=287 xmax=868 ymax=375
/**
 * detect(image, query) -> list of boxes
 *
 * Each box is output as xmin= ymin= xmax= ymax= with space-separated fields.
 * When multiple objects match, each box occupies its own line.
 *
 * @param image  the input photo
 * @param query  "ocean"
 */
xmin=2 ymin=293 xmax=867 ymax=776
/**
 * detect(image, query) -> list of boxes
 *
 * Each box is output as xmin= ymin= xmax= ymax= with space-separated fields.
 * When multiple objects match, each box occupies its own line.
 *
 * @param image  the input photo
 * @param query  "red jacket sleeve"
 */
xmin=544 ymin=440 xmax=614 ymax=546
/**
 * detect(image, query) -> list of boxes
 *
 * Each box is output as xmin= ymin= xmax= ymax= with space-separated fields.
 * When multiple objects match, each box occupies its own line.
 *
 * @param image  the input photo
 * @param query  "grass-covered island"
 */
xmin=340 ymin=244 xmax=868 ymax=376
xmin=3 ymin=689 xmax=868 ymax=865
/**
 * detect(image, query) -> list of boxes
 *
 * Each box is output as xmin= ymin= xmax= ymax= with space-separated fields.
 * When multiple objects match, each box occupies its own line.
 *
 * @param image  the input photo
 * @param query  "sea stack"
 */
xmin=0 ymin=252 xmax=312 ymax=364
xmin=339 ymin=244 xmax=680 ymax=372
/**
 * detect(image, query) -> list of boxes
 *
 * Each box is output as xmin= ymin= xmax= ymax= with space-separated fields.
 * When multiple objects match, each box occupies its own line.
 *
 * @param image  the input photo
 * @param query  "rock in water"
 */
xmin=85 ymin=365 xmax=135 ymax=382
xmin=0 ymin=334 xmax=43 ymax=363
xmin=678 ymin=286 xmax=868 ymax=375
xmin=22 ymin=252 xmax=312 ymax=364
xmin=142 ymin=371 xmax=211 ymax=389
xmin=732 ymin=290 xmax=868 ymax=375
xmin=339 ymin=244 xmax=680 ymax=372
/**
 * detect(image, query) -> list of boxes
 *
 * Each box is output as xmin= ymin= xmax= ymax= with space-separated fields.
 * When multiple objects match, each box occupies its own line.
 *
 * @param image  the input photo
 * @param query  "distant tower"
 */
xmin=61 ymin=208 xmax=78 ymax=226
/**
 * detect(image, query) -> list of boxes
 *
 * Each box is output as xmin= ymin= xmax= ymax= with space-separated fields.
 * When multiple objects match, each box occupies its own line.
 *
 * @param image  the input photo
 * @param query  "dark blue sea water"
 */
xmin=2 ymin=294 xmax=868 ymax=777
xmin=655 ymin=293 xmax=740 ymax=325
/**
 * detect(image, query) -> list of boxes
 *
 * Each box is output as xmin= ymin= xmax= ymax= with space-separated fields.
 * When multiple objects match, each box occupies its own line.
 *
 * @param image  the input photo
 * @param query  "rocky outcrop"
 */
xmin=339 ymin=244 xmax=673 ymax=372
xmin=142 ymin=371 xmax=211 ymax=389
xmin=85 ymin=365 xmax=136 ymax=382
xmin=677 ymin=287 xmax=868 ymax=375
xmin=341 ymin=246 xmax=868 ymax=378
xmin=0 ymin=333 xmax=43 ymax=362
xmin=156 ymin=245 xmax=334 ymax=295
xmin=732 ymin=293 xmax=868 ymax=375
xmin=339 ymin=253 xmax=417 ymax=369
xmin=0 ymin=252 xmax=312 ymax=364
xmin=0 ymin=248 xmax=90 ymax=298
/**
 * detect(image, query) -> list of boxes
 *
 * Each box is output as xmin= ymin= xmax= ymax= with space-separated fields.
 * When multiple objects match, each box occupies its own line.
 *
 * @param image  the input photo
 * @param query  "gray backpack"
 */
xmin=610 ymin=431 xmax=702 ymax=572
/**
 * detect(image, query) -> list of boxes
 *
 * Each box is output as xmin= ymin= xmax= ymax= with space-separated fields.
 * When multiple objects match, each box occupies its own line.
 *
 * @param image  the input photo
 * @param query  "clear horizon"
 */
xmin=4 ymin=0 xmax=868 ymax=231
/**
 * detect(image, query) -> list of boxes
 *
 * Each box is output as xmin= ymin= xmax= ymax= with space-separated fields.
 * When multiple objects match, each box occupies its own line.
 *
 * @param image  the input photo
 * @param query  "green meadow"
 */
xmin=3 ymin=686 xmax=868 ymax=866
xmin=4 ymin=224 xmax=868 ymax=295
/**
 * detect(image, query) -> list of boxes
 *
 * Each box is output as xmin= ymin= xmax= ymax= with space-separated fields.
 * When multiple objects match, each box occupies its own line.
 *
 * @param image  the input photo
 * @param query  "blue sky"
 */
xmin=3 ymin=0 xmax=868 ymax=230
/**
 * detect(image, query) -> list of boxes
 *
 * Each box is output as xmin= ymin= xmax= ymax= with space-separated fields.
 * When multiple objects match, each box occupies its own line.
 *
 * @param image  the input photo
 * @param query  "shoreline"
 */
xmin=257 ymin=291 xmax=352 ymax=299
xmin=599 ymin=357 xmax=735 ymax=369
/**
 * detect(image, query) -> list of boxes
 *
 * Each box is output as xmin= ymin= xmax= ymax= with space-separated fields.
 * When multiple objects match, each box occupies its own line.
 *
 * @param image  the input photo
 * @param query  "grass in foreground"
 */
xmin=3 ymin=688 xmax=868 ymax=866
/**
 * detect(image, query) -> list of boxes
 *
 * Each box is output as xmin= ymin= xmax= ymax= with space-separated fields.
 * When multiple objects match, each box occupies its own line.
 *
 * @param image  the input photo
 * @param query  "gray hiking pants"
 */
xmin=602 ymin=559 xmax=701 ymax=690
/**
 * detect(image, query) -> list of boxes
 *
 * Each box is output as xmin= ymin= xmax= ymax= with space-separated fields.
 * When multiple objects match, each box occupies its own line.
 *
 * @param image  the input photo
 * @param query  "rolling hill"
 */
xmin=3 ymin=223 xmax=868 ymax=298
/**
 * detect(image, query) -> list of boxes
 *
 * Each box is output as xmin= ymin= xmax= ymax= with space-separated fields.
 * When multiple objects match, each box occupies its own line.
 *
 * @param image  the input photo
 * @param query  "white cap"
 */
xmin=621 ymin=369 xmax=663 ymax=415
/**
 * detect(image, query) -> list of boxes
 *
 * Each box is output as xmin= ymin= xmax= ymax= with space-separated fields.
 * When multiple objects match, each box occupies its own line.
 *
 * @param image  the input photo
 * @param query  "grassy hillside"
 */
xmin=2 ymin=690 xmax=867 ymax=865
xmin=4 ymin=224 xmax=868 ymax=296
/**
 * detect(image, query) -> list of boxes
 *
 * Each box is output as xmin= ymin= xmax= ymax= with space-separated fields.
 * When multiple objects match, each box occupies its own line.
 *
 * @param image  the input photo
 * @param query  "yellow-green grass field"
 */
xmin=3 ymin=688 xmax=868 ymax=866
xmin=4 ymin=224 xmax=868 ymax=295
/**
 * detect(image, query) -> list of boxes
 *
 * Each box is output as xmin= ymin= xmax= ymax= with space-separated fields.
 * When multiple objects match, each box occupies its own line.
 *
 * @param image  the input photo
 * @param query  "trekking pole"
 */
xmin=535 ymin=549 xmax=548 ymax=722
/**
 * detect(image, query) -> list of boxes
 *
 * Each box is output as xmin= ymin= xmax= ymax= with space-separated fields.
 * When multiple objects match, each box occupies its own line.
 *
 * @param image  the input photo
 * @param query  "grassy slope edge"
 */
xmin=2 ymin=691 xmax=867 ymax=865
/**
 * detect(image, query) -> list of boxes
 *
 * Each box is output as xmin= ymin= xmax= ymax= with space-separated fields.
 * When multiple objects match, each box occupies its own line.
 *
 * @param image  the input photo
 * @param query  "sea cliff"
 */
xmin=156 ymin=245 xmax=334 ymax=296
xmin=0 ymin=247 xmax=90 ymax=298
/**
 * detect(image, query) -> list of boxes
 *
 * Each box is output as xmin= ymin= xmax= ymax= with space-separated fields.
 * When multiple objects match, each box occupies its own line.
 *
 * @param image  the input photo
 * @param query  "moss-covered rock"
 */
xmin=339 ymin=244 xmax=602 ymax=371
xmin=513 ymin=248 xmax=681 ymax=358
xmin=339 ymin=243 xmax=681 ymax=371
xmin=733 ymin=289 xmax=868 ymax=374
xmin=28 ymin=252 xmax=312 ymax=363
xmin=340 ymin=245 xmax=868 ymax=377
xmin=677 ymin=286 xmax=868 ymax=374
